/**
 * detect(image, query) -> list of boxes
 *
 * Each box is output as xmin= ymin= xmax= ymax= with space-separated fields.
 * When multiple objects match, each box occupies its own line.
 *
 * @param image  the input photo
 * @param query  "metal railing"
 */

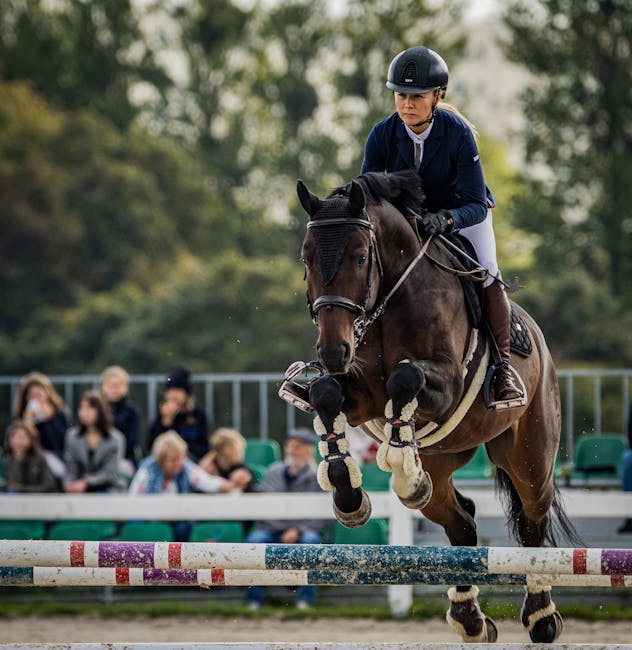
xmin=1 ymin=369 xmax=630 ymax=458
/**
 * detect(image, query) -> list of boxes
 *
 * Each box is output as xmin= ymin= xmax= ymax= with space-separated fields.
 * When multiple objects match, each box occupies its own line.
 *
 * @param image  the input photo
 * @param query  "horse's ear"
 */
xmin=348 ymin=180 xmax=366 ymax=217
xmin=297 ymin=179 xmax=321 ymax=216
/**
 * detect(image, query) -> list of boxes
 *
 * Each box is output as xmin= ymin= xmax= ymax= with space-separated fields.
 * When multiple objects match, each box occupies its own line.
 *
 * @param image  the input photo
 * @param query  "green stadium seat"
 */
xmin=189 ymin=521 xmax=244 ymax=543
xmin=48 ymin=520 xmax=117 ymax=541
xmin=453 ymin=445 xmax=493 ymax=480
xmin=361 ymin=463 xmax=391 ymax=491
xmin=332 ymin=518 xmax=389 ymax=545
xmin=244 ymin=439 xmax=282 ymax=467
xmin=118 ymin=521 xmax=174 ymax=542
xmin=248 ymin=463 xmax=267 ymax=483
xmin=0 ymin=520 xmax=46 ymax=539
xmin=571 ymin=434 xmax=626 ymax=481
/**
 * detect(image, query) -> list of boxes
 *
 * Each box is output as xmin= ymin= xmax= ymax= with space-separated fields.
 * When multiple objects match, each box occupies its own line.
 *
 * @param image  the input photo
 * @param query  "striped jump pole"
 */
xmin=1 ymin=566 xmax=631 ymax=588
xmin=1 ymin=540 xmax=632 ymax=576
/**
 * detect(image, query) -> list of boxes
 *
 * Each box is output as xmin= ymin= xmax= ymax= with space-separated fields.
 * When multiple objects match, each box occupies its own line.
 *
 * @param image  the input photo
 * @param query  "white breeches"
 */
xmin=458 ymin=209 xmax=498 ymax=287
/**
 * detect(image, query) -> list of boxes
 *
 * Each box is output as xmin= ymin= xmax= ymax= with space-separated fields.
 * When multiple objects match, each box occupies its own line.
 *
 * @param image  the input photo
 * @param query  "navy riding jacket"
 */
xmin=361 ymin=109 xmax=495 ymax=231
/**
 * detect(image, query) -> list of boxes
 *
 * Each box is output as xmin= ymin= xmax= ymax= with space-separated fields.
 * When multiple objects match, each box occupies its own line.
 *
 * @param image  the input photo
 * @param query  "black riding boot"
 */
xmin=484 ymin=280 xmax=525 ymax=407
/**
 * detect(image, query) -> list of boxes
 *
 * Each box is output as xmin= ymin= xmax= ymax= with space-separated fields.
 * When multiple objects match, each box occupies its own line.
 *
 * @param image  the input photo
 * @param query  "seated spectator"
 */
xmin=245 ymin=427 xmax=327 ymax=610
xmin=146 ymin=367 xmax=209 ymax=461
xmin=198 ymin=427 xmax=257 ymax=492
xmin=618 ymin=403 xmax=632 ymax=533
xmin=100 ymin=365 xmax=141 ymax=463
xmin=129 ymin=431 xmax=234 ymax=541
xmin=3 ymin=420 xmax=58 ymax=493
xmin=64 ymin=391 xmax=124 ymax=493
xmin=12 ymin=372 xmax=70 ymax=470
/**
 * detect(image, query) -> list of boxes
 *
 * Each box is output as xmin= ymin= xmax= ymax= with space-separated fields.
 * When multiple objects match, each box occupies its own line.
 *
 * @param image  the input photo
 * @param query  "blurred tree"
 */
xmin=502 ymin=0 xmax=632 ymax=308
xmin=0 ymin=0 xmax=170 ymax=129
xmin=0 ymin=82 xmax=81 ymax=332
xmin=1 ymin=81 xmax=285 ymax=344
xmin=4 ymin=253 xmax=315 ymax=374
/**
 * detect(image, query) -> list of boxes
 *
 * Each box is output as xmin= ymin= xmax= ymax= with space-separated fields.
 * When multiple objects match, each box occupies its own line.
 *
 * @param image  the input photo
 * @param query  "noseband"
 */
xmin=306 ymin=213 xmax=383 ymax=347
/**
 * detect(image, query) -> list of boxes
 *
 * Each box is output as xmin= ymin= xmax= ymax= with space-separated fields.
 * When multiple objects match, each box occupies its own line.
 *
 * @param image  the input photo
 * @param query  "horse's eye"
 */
xmin=357 ymin=255 xmax=367 ymax=267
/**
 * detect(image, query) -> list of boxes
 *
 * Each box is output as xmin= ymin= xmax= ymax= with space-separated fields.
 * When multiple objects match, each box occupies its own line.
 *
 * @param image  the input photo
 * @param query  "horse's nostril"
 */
xmin=341 ymin=342 xmax=351 ymax=364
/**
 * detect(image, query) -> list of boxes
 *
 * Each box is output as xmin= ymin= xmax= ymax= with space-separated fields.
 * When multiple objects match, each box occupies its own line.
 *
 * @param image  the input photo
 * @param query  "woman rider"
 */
xmin=361 ymin=45 xmax=524 ymax=409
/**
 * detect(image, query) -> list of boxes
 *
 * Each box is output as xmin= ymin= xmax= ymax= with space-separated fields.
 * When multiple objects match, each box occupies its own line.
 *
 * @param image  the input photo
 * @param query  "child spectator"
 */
xmin=129 ymin=431 xmax=234 ymax=541
xmin=12 ymin=371 xmax=70 ymax=463
xmin=64 ymin=391 xmax=124 ymax=493
xmin=198 ymin=427 xmax=257 ymax=492
xmin=245 ymin=428 xmax=328 ymax=610
xmin=3 ymin=420 xmax=58 ymax=493
xmin=146 ymin=367 xmax=209 ymax=461
xmin=100 ymin=365 xmax=141 ymax=463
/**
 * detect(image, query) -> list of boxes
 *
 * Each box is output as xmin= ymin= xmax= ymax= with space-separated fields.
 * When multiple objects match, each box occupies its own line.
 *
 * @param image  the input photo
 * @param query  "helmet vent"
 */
xmin=403 ymin=61 xmax=417 ymax=84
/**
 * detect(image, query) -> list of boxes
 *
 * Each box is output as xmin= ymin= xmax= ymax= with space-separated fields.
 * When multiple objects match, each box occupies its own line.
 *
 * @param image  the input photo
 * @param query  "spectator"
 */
xmin=198 ymin=427 xmax=257 ymax=492
xmin=100 ymin=365 xmax=141 ymax=463
xmin=618 ymin=403 xmax=632 ymax=533
xmin=64 ymin=391 xmax=124 ymax=493
xmin=129 ymin=431 xmax=234 ymax=541
xmin=3 ymin=420 xmax=57 ymax=493
xmin=245 ymin=427 xmax=328 ymax=610
xmin=146 ymin=367 xmax=209 ymax=461
xmin=12 ymin=371 xmax=70 ymax=464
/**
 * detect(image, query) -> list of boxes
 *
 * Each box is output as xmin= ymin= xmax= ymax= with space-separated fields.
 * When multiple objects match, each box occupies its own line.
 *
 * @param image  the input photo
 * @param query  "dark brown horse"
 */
xmin=289 ymin=169 xmax=579 ymax=643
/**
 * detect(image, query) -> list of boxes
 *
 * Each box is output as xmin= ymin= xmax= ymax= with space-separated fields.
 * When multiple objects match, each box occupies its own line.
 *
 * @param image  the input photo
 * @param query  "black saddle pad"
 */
xmin=510 ymin=308 xmax=533 ymax=358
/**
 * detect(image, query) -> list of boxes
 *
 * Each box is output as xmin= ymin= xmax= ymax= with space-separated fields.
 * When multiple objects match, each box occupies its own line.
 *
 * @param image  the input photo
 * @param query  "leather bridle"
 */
xmin=305 ymin=211 xmax=431 ymax=348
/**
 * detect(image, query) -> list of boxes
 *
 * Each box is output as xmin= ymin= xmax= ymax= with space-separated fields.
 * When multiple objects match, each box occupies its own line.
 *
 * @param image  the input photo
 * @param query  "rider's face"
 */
xmin=394 ymin=91 xmax=437 ymax=132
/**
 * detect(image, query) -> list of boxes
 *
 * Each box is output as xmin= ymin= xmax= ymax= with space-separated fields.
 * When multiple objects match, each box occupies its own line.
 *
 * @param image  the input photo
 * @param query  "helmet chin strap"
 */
xmin=412 ymin=94 xmax=440 ymax=128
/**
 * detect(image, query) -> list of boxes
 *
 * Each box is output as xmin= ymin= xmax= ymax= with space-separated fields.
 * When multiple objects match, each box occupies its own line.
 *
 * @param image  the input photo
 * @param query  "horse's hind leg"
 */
xmin=487 ymin=433 xmax=565 ymax=643
xmin=376 ymin=361 xmax=432 ymax=508
xmin=420 ymin=465 xmax=497 ymax=643
xmin=309 ymin=375 xmax=371 ymax=527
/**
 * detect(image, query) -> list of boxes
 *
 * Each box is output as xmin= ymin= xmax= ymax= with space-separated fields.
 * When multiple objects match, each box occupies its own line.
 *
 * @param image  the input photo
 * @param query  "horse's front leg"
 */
xmin=378 ymin=357 xmax=462 ymax=508
xmin=309 ymin=375 xmax=371 ymax=528
xmin=376 ymin=360 xmax=434 ymax=508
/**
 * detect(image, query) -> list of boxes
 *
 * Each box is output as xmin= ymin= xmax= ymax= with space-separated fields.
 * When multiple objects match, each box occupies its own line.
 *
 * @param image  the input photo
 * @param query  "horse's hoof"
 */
xmin=528 ymin=611 xmax=564 ymax=643
xmin=333 ymin=488 xmax=372 ymax=528
xmin=446 ymin=586 xmax=494 ymax=642
xmin=397 ymin=470 xmax=433 ymax=510
xmin=484 ymin=616 xmax=498 ymax=643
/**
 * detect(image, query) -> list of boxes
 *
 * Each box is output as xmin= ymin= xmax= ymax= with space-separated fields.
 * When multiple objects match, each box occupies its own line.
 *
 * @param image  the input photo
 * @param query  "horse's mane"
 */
xmin=329 ymin=169 xmax=424 ymax=218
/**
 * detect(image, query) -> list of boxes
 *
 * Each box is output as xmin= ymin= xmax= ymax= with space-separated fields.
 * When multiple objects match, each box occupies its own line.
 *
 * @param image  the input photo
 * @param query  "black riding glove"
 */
xmin=419 ymin=209 xmax=454 ymax=237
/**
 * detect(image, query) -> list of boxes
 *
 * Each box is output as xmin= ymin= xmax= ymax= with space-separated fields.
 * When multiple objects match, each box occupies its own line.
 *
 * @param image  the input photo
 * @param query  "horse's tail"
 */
xmin=495 ymin=467 xmax=583 ymax=547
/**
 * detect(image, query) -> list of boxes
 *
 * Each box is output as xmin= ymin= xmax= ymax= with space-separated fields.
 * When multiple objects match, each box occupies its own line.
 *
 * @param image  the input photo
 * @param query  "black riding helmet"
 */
xmin=386 ymin=46 xmax=448 ymax=96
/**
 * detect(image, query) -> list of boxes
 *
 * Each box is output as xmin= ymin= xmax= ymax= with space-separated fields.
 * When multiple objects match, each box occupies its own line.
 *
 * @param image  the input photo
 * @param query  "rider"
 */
xmin=361 ymin=45 xmax=525 ymax=409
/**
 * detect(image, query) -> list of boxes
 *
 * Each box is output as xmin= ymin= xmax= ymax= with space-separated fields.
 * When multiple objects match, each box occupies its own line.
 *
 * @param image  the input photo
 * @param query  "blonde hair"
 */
xmin=152 ymin=431 xmax=188 ymax=464
xmin=13 ymin=371 xmax=66 ymax=418
xmin=209 ymin=427 xmax=246 ymax=457
xmin=100 ymin=365 xmax=130 ymax=386
xmin=437 ymin=100 xmax=479 ymax=140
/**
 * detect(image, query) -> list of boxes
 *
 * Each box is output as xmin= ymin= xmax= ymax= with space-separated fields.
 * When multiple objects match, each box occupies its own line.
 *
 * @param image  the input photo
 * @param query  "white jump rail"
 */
xmin=1 ymin=489 xmax=631 ymax=616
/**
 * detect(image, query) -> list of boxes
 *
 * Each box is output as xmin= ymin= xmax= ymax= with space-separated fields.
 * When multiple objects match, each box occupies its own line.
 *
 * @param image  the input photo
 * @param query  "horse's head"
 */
xmin=298 ymin=179 xmax=381 ymax=374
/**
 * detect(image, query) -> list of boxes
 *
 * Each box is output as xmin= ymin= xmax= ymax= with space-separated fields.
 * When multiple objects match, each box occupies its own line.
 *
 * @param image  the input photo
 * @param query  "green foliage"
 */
xmin=502 ymin=0 xmax=632 ymax=308
xmin=0 ymin=0 xmax=170 ymax=128
xmin=4 ymin=253 xmax=314 ymax=374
